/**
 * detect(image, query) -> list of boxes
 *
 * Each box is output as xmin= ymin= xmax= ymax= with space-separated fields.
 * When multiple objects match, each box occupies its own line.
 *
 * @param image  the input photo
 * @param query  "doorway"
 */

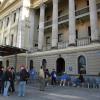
xmin=0 ymin=61 xmax=2 ymax=67
xmin=56 ymin=57 xmax=65 ymax=74
xmin=78 ymin=55 xmax=86 ymax=74
xmin=30 ymin=60 xmax=33 ymax=70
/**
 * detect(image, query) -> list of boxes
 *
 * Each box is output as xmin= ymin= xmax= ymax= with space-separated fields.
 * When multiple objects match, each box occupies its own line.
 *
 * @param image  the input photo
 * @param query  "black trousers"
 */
xmin=10 ymin=81 xmax=15 ymax=92
xmin=0 ymin=80 xmax=2 ymax=93
xmin=0 ymin=80 xmax=4 ymax=94
xmin=51 ymin=78 xmax=56 ymax=85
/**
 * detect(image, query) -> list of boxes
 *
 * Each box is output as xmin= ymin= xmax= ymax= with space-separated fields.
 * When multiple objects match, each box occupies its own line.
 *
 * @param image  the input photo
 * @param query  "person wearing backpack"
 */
xmin=18 ymin=66 xmax=28 ymax=97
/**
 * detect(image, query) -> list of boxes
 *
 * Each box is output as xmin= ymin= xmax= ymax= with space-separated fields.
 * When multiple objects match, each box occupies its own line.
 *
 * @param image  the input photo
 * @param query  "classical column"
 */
xmin=8 ymin=14 xmax=12 ymax=45
xmin=17 ymin=7 xmax=24 ymax=48
xmin=68 ymin=0 xmax=76 ymax=46
xmin=29 ymin=9 xmax=35 ymax=51
xmin=89 ymin=0 xmax=99 ymax=42
xmin=38 ymin=4 xmax=45 ymax=50
xmin=52 ymin=0 xmax=58 ymax=48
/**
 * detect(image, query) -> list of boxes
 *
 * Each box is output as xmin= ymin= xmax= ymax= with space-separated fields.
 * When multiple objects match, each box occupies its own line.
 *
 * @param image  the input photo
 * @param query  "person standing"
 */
xmin=10 ymin=67 xmax=15 ymax=93
xmin=3 ymin=67 xmax=12 ymax=96
xmin=45 ymin=69 xmax=51 ymax=86
xmin=39 ymin=66 xmax=45 ymax=91
xmin=0 ymin=67 xmax=3 ymax=94
xmin=51 ymin=69 xmax=57 ymax=85
xmin=18 ymin=66 xmax=28 ymax=97
xmin=0 ymin=67 xmax=5 ymax=94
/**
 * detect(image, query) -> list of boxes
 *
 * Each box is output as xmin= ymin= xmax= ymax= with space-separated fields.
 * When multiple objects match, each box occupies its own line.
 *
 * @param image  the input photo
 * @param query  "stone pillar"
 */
xmin=89 ymin=0 xmax=99 ymax=42
xmin=38 ymin=4 xmax=45 ymax=50
xmin=29 ymin=9 xmax=35 ymax=51
xmin=7 ymin=14 xmax=12 ymax=45
xmin=69 ymin=0 xmax=76 ymax=46
xmin=17 ymin=7 xmax=24 ymax=48
xmin=52 ymin=0 xmax=58 ymax=48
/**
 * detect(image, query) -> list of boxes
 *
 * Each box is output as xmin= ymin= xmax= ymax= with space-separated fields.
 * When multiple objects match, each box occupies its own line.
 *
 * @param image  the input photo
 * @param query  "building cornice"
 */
xmin=2 ymin=44 xmax=100 ymax=57
xmin=0 ymin=0 xmax=22 ymax=19
xmin=29 ymin=44 xmax=100 ymax=57
xmin=30 ymin=0 xmax=50 ymax=9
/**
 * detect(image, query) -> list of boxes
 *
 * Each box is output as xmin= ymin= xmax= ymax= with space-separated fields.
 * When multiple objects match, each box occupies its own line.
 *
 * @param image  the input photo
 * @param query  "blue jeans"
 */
xmin=18 ymin=81 xmax=26 ymax=96
xmin=3 ymin=81 xmax=10 ymax=96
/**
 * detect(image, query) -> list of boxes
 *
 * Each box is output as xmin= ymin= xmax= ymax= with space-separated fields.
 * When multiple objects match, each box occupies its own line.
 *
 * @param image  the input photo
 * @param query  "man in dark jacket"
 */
xmin=0 ymin=67 xmax=3 ymax=94
xmin=10 ymin=67 xmax=15 ymax=93
xmin=3 ymin=67 xmax=12 ymax=96
xmin=18 ymin=66 xmax=28 ymax=97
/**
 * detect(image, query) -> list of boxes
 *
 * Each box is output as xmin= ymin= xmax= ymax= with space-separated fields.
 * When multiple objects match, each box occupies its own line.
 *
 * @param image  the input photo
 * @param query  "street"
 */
xmin=0 ymin=85 xmax=100 ymax=100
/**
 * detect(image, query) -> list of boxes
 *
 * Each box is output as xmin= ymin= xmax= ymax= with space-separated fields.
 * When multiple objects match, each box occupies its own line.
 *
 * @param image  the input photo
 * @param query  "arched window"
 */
xmin=42 ymin=59 xmax=47 ymax=69
xmin=78 ymin=55 xmax=86 ymax=74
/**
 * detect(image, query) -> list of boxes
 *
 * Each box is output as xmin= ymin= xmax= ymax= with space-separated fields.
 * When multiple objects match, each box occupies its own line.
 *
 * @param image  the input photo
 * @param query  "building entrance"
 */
xmin=56 ymin=57 xmax=65 ymax=74
xmin=78 ymin=55 xmax=86 ymax=74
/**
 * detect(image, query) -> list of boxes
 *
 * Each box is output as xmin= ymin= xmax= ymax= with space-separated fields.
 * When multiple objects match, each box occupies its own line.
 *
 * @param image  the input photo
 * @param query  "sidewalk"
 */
xmin=0 ymin=85 xmax=100 ymax=100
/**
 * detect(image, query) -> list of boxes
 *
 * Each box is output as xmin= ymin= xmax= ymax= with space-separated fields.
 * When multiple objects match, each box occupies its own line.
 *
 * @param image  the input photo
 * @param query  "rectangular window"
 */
xmin=0 ymin=21 xmax=3 ymax=29
xmin=76 ymin=29 xmax=78 ymax=39
xmin=58 ymin=33 xmax=63 ymax=42
xmin=46 ymin=36 xmax=50 ymax=45
xmin=13 ymin=13 xmax=16 ymax=23
xmin=4 ymin=37 xmax=6 ymax=45
xmin=88 ymin=26 xmax=91 ymax=37
xmin=11 ymin=34 xmax=14 ymax=46
xmin=7 ymin=17 xmax=9 ymax=26
xmin=46 ymin=16 xmax=50 ymax=21
xmin=58 ymin=10 xmax=62 ymax=16
xmin=87 ymin=0 xmax=89 ymax=6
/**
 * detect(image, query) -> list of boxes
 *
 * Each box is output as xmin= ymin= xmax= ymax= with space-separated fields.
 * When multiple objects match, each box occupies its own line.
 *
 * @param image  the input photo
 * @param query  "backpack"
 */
xmin=21 ymin=70 xmax=29 ymax=81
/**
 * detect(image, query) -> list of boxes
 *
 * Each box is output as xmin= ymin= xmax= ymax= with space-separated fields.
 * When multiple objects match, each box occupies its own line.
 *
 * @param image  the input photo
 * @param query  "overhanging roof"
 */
xmin=0 ymin=45 xmax=27 ymax=56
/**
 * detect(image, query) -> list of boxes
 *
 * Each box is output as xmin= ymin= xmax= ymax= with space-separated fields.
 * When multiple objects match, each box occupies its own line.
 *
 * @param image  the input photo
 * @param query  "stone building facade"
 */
xmin=0 ymin=0 xmax=100 ymax=75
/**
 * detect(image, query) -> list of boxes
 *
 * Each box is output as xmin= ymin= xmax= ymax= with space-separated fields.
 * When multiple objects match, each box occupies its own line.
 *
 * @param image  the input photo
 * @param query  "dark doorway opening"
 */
xmin=6 ymin=60 xmax=9 ymax=68
xmin=78 ymin=55 xmax=86 ymax=74
xmin=0 ymin=61 xmax=2 ymax=67
xmin=42 ymin=59 xmax=47 ymax=69
xmin=56 ymin=57 xmax=65 ymax=75
xmin=30 ymin=60 xmax=33 ymax=70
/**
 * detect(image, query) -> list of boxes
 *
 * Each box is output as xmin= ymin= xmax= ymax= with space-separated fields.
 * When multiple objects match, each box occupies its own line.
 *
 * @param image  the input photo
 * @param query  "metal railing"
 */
xmin=43 ymin=44 xmax=52 ymax=51
xmin=75 ymin=7 xmax=89 ymax=16
xmin=76 ymin=37 xmax=91 ymax=46
xmin=58 ymin=41 xmax=68 ymax=49
xmin=58 ymin=14 xmax=68 ymax=22
xmin=44 ymin=20 xmax=52 ymax=27
xmin=44 ymin=3 xmax=100 ymax=27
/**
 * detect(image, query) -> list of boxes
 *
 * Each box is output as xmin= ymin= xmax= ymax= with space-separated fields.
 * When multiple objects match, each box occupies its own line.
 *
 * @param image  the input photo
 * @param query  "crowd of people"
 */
xmin=0 ymin=65 xmax=85 ymax=97
xmin=0 ymin=66 xmax=15 ymax=96
xmin=0 ymin=66 xmax=29 ymax=97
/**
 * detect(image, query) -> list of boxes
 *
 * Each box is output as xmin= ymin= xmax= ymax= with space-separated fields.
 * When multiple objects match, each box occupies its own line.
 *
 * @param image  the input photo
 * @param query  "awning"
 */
xmin=0 ymin=45 xmax=27 ymax=56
